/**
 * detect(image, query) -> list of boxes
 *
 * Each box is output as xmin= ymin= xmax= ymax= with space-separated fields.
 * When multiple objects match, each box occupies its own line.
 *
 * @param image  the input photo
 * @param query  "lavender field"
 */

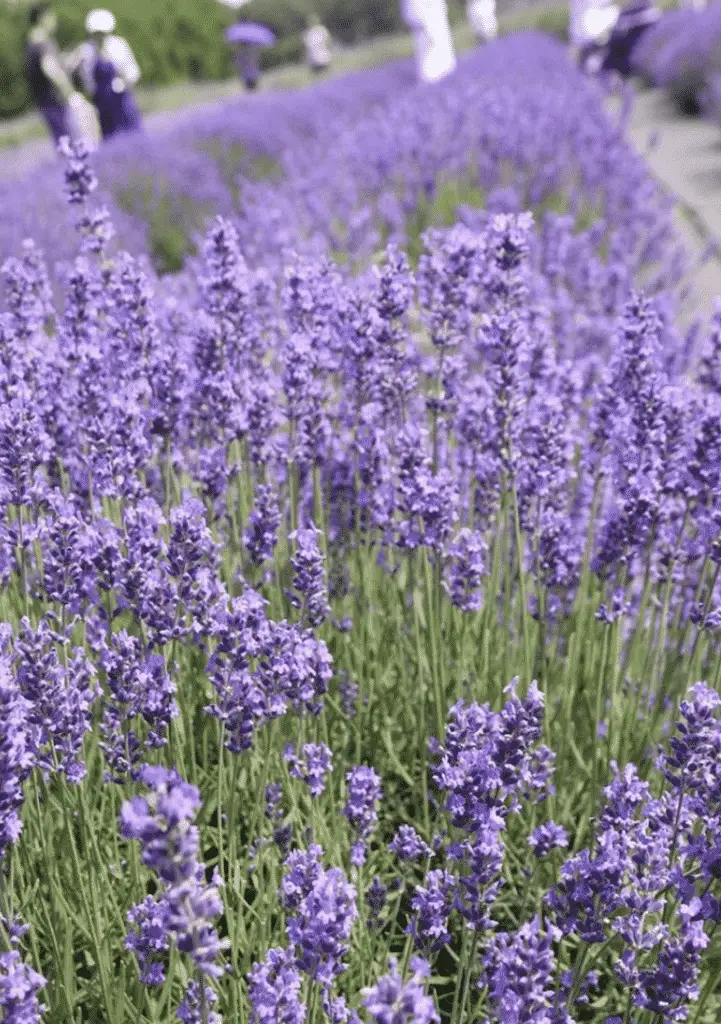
xmin=3 ymin=29 xmax=721 ymax=1024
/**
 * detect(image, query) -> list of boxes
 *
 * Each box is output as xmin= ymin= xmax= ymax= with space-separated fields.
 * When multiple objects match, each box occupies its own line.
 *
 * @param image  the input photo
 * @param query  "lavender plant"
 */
xmin=0 ymin=31 xmax=720 ymax=1024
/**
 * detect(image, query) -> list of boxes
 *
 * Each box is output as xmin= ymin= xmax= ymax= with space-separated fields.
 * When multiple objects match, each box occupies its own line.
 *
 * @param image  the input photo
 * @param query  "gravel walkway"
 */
xmin=623 ymin=84 xmax=721 ymax=327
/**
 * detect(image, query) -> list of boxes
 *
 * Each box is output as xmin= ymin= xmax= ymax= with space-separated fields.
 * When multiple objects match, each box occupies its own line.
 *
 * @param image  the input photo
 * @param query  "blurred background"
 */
xmin=0 ymin=0 xmax=569 ymax=121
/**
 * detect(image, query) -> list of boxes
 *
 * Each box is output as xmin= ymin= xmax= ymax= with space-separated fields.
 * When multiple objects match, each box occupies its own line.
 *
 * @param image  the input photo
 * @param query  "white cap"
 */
xmin=581 ymin=5 xmax=619 ymax=40
xmin=86 ymin=9 xmax=116 ymax=33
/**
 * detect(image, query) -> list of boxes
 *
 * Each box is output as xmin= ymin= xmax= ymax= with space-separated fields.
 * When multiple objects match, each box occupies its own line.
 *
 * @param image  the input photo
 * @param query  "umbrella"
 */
xmin=225 ymin=22 xmax=276 ymax=46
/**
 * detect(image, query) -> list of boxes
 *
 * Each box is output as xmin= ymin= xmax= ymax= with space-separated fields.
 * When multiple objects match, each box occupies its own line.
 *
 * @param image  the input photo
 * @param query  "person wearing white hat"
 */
xmin=467 ymin=0 xmax=498 ymax=43
xmin=569 ymin=0 xmax=620 ymax=52
xmin=84 ymin=8 xmax=142 ymax=140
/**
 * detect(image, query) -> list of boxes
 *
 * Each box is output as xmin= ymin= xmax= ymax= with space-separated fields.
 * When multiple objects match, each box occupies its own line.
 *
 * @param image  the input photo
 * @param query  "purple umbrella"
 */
xmin=225 ymin=22 xmax=276 ymax=46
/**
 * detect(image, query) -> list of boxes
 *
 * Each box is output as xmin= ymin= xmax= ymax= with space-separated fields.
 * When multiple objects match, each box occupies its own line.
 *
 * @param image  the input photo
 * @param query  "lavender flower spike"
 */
xmin=343 ymin=765 xmax=383 ymax=866
xmin=120 ymin=765 xmax=230 ymax=981
xmin=248 ymin=947 xmax=307 ymax=1024
xmin=0 ymin=656 xmax=36 ymax=861
xmin=0 ymin=948 xmax=46 ymax=1024
xmin=288 ymin=523 xmax=331 ymax=628
xmin=362 ymin=956 xmax=439 ymax=1024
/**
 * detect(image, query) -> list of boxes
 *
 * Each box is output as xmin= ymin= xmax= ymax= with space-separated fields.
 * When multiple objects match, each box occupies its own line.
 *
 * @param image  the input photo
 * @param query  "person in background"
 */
xmin=401 ymin=0 xmax=457 ymax=84
xmin=85 ymin=9 xmax=142 ymax=141
xmin=569 ymin=0 xmax=620 ymax=58
xmin=25 ymin=3 xmax=74 ymax=145
xmin=304 ymin=14 xmax=332 ymax=76
xmin=467 ymin=0 xmax=498 ymax=42
xmin=234 ymin=42 xmax=261 ymax=91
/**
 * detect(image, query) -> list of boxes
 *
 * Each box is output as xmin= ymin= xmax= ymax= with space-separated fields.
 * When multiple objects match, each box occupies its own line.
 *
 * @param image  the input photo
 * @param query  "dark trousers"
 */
xmin=40 ymin=102 xmax=69 ymax=145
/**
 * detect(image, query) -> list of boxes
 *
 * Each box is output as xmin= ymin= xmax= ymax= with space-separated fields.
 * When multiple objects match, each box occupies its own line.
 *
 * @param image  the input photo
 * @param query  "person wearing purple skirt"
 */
xmin=25 ymin=3 xmax=74 ymax=145
xmin=85 ymin=9 xmax=142 ymax=141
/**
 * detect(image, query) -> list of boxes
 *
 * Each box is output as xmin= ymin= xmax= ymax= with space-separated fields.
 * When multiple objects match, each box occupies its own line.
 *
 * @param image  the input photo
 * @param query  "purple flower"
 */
xmin=339 ymin=677 xmax=360 ymax=718
xmin=656 ymin=681 xmax=721 ymax=803
xmin=204 ymin=590 xmax=270 ymax=753
xmin=245 ymin=484 xmax=281 ymax=566
xmin=323 ymin=992 xmax=360 ymax=1024
xmin=281 ymin=847 xmax=358 ymax=988
xmin=283 ymin=742 xmax=333 ymax=798
xmin=596 ymin=588 xmax=632 ymax=624
xmin=279 ymin=844 xmax=324 ymax=912
xmin=120 ymin=765 xmax=229 ymax=980
xmin=274 ymin=823 xmax=293 ymax=856
xmin=58 ymin=137 xmax=97 ymax=206
xmin=99 ymin=630 xmax=178 ymax=782
xmin=634 ymin=903 xmax=708 ymax=1022
xmin=15 ymin=617 xmax=97 ymax=784
xmin=248 ymin=947 xmax=306 ymax=1024
xmin=365 ymin=876 xmax=387 ymax=924
xmin=443 ymin=528 xmax=487 ymax=612
xmin=431 ymin=678 xmax=555 ymax=829
xmin=0 ymin=948 xmax=46 ymax=1024
xmin=394 ymin=428 xmax=458 ymax=553
xmin=528 ymin=822 xmax=569 ymax=859
xmin=265 ymin=783 xmax=284 ymax=821
xmin=697 ymin=302 xmax=721 ymax=395
xmin=177 ymin=980 xmax=222 ymax=1024
xmin=288 ymin=524 xmax=330 ymax=628
xmin=37 ymin=494 xmax=96 ymax=610
xmin=0 ymin=656 xmax=35 ymax=861
xmin=259 ymin=620 xmax=333 ymax=719
xmin=125 ymin=894 xmax=172 ymax=986
xmin=407 ymin=868 xmax=457 ymax=952
xmin=343 ymin=765 xmax=383 ymax=866
xmin=361 ymin=956 xmax=439 ymax=1024
xmin=168 ymin=496 xmax=224 ymax=635
xmin=2 ymin=240 xmax=53 ymax=342
xmin=450 ymin=816 xmax=505 ymax=930
xmin=478 ymin=916 xmax=558 ymax=1024
xmin=389 ymin=825 xmax=433 ymax=861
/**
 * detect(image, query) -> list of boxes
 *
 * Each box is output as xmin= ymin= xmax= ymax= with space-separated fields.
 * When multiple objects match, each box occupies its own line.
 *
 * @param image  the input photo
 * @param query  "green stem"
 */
xmin=510 ymin=482 xmax=533 ymax=688
xmin=457 ymin=929 xmax=479 ymax=1024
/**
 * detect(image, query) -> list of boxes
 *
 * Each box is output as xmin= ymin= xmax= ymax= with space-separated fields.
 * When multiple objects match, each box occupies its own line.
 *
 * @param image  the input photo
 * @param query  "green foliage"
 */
xmin=532 ymin=6 xmax=569 ymax=41
xmin=241 ymin=0 xmax=467 ymax=43
xmin=405 ymin=178 xmax=487 ymax=266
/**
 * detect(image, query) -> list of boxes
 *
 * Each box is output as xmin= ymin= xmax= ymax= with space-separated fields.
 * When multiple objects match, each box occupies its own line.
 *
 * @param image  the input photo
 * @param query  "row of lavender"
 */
xmin=3 ymin=29 xmax=721 ymax=1024
xmin=633 ymin=3 xmax=721 ymax=120
xmin=0 ymin=33 xmax=693 ymax=285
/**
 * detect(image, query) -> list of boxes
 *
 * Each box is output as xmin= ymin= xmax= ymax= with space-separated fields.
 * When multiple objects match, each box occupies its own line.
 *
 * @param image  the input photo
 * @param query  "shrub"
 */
xmin=633 ymin=3 xmax=721 ymax=117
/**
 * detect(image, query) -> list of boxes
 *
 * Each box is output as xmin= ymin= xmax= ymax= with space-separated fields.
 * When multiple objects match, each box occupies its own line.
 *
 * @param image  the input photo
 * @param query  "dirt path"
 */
xmin=623 ymin=84 xmax=721 ymax=327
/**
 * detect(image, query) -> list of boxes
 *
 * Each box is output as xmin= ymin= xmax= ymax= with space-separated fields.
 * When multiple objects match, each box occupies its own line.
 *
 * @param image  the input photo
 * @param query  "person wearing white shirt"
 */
xmin=304 ymin=15 xmax=332 ymax=75
xmin=401 ymin=0 xmax=457 ymax=84
xmin=84 ymin=9 xmax=142 ymax=140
